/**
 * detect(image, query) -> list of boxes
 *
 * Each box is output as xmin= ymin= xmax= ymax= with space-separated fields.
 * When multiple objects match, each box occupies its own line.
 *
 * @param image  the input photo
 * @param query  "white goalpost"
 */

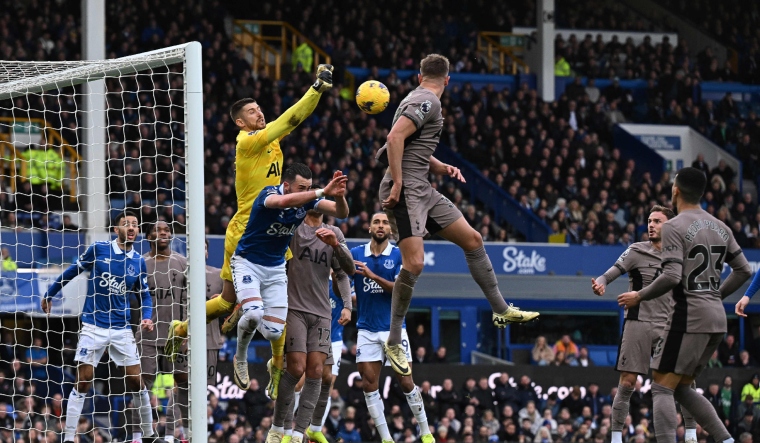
xmin=0 ymin=41 xmax=206 ymax=443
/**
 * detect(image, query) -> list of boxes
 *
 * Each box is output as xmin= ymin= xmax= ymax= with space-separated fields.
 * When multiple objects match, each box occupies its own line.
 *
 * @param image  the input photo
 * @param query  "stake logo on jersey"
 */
xmin=236 ymin=185 xmax=323 ymax=267
xmin=350 ymin=242 xmax=403 ymax=332
xmin=45 ymin=240 xmax=150 ymax=329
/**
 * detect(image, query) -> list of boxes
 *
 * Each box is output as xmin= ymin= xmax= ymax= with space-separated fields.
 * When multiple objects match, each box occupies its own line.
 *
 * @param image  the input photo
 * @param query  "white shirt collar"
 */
xmin=111 ymin=240 xmax=136 ymax=258
xmin=364 ymin=241 xmax=394 ymax=257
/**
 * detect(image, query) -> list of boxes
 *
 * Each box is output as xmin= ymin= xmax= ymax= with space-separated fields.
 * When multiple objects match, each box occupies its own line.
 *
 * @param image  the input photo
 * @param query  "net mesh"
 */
xmin=0 ymin=49 xmax=196 ymax=442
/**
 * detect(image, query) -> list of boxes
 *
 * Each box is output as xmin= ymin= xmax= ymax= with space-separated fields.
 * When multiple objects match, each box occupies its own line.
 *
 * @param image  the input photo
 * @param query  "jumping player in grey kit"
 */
xmin=376 ymin=53 xmax=539 ymax=376
xmin=618 ymin=167 xmax=752 ymax=443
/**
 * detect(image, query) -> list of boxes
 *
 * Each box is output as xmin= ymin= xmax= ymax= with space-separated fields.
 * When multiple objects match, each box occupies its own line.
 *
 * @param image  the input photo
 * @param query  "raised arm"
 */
xmin=238 ymin=66 xmax=333 ymax=155
xmin=265 ymin=171 xmax=347 ymax=210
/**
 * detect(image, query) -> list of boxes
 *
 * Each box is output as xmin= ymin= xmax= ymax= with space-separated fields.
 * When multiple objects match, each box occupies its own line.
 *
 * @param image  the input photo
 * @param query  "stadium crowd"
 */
xmin=3 ymin=330 xmax=760 ymax=443
xmin=1 ymin=1 xmax=760 ymax=441
xmin=0 ymin=0 xmax=758 ymax=248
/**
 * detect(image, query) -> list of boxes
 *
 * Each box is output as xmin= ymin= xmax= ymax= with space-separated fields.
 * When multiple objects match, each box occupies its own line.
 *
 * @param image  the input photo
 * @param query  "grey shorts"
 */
xmin=285 ymin=310 xmax=334 ymax=364
xmin=139 ymin=343 xmax=219 ymax=386
xmin=616 ymin=320 xmax=664 ymax=374
xmin=379 ymin=177 xmax=462 ymax=242
xmin=651 ymin=330 xmax=723 ymax=377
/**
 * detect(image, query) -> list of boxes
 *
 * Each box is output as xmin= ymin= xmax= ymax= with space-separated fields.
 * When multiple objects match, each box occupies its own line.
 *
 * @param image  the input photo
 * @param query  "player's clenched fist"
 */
xmin=312 ymin=64 xmax=334 ymax=93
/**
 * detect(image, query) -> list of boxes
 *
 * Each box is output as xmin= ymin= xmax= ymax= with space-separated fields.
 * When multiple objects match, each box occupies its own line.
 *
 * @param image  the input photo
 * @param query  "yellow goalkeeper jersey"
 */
xmin=230 ymin=87 xmax=322 ymax=228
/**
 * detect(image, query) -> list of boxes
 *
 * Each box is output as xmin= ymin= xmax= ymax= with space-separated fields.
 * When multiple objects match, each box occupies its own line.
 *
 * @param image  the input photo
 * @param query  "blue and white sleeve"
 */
xmin=139 ymin=259 xmax=152 ymax=321
xmin=745 ymin=271 xmax=760 ymax=299
xmin=44 ymin=244 xmax=94 ymax=299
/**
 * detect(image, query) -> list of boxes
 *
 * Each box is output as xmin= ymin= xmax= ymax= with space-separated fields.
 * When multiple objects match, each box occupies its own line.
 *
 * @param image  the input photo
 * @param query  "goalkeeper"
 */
xmin=166 ymin=64 xmax=335 ymax=399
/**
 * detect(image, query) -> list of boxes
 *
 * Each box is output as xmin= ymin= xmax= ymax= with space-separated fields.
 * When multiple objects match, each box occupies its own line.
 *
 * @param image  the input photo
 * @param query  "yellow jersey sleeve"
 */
xmin=236 ymin=87 xmax=323 ymax=158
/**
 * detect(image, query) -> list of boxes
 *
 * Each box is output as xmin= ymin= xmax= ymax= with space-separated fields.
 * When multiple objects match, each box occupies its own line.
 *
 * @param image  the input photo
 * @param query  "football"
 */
xmin=355 ymin=80 xmax=390 ymax=114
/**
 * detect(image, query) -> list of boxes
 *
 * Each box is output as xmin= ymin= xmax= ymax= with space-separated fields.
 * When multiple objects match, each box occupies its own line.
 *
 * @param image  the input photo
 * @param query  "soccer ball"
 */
xmin=356 ymin=80 xmax=390 ymax=114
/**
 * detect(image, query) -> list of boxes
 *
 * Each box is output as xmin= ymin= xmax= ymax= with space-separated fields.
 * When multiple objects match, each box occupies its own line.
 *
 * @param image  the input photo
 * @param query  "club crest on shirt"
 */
xmin=384 ymin=259 xmax=395 ymax=269
xmin=242 ymin=275 xmax=252 ymax=284
xmin=127 ymin=264 xmax=137 ymax=277
xmin=296 ymin=207 xmax=307 ymax=219
xmin=420 ymin=100 xmax=432 ymax=114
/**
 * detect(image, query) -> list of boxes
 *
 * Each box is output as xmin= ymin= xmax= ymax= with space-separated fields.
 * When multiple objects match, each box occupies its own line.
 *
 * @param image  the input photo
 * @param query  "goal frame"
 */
xmin=0 ymin=42 xmax=207 ymax=443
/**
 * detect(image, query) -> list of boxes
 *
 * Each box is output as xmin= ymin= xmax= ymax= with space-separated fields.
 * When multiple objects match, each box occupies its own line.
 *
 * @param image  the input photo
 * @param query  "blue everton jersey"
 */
xmin=329 ymin=277 xmax=355 ymax=343
xmin=45 ymin=240 xmax=151 ymax=329
xmin=236 ymin=185 xmax=323 ymax=266
xmin=350 ymin=242 xmax=403 ymax=333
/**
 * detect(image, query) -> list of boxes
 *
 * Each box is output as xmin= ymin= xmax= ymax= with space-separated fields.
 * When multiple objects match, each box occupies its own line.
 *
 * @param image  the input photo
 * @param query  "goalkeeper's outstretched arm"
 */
xmin=240 ymin=64 xmax=334 ymax=151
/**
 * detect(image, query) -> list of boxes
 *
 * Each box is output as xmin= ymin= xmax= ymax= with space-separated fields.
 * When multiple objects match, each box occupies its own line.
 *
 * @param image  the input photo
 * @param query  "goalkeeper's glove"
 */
xmin=312 ymin=64 xmax=334 ymax=93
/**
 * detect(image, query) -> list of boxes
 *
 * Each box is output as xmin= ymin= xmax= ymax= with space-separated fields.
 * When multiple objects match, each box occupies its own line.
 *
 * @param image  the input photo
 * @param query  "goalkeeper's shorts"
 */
xmin=220 ymin=220 xmax=293 ymax=282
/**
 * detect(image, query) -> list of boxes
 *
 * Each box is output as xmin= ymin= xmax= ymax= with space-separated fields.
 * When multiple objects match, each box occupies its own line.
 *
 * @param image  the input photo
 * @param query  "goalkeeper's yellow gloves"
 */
xmin=312 ymin=64 xmax=334 ymax=93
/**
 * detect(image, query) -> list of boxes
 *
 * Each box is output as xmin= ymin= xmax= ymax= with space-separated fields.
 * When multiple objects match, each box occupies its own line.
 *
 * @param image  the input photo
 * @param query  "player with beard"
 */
xmin=349 ymin=212 xmax=434 ymax=443
xmin=618 ymin=168 xmax=752 ymax=443
xmin=42 ymin=211 xmax=154 ymax=443
xmin=592 ymin=206 xmax=700 ymax=443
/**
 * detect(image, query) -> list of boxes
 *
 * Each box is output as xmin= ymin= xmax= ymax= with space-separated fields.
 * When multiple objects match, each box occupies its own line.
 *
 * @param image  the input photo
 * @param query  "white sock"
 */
xmin=611 ymin=431 xmax=623 ymax=443
xmin=310 ymin=424 xmax=322 ymax=433
xmin=64 ymin=389 xmax=86 ymax=442
xmin=365 ymin=390 xmax=392 ymax=441
xmin=271 ymin=425 xmax=285 ymax=434
xmin=165 ymin=437 xmax=174 ymax=443
xmin=404 ymin=386 xmax=430 ymax=435
xmin=133 ymin=389 xmax=154 ymax=437
xmin=285 ymin=429 xmax=293 ymax=436
xmin=685 ymin=428 xmax=697 ymax=441
xmin=132 ymin=431 xmax=143 ymax=443
xmin=319 ymin=397 xmax=331 ymax=428
xmin=294 ymin=390 xmax=301 ymax=414
xmin=293 ymin=431 xmax=304 ymax=440
xmin=723 ymin=439 xmax=734 ymax=443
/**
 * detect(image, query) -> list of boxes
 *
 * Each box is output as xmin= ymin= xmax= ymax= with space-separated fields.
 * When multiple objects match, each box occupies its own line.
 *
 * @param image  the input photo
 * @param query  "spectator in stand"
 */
xmin=337 ymin=419 xmax=361 ymax=443
xmin=431 ymin=346 xmax=448 ymax=364
xmin=473 ymin=377 xmax=495 ymax=414
xmin=740 ymin=374 xmax=760 ymax=404
xmin=738 ymin=350 xmax=756 ymax=368
xmin=413 ymin=346 xmax=429 ymax=364
xmin=493 ymin=372 xmax=518 ymax=412
xmin=409 ymin=324 xmax=433 ymax=358
xmin=518 ymin=401 xmax=540 ymax=427
xmin=575 ymin=346 xmax=595 ymax=367
xmin=532 ymin=336 xmax=555 ymax=366
xmin=719 ymin=334 xmax=742 ymax=366
xmin=720 ymin=376 xmax=739 ymax=430
xmin=438 ymin=379 xmax=461 ymax=417
xmin=554 ymin=334 xmax=580 ymax=363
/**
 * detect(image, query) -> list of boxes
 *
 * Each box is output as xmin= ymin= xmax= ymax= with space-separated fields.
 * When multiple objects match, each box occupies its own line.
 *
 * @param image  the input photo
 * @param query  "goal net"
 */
xmin=0 ymin=42 xmax=206 ymax=443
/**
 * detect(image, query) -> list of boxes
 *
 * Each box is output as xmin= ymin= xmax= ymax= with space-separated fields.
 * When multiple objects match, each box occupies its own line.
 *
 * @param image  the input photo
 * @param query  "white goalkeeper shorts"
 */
xmin=230 ymin=255 xmax=288 ymax=308
xmin=331 ymin=341 xmax=344 ymax=376
xmin=75 ymin=323 xmax=141 ymax=367
xmin=356 ymin=329 xmax=411 ymax=365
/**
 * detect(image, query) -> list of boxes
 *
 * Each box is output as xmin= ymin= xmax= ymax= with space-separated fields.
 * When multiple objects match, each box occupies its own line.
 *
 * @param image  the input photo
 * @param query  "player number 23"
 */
xmin=686 ymin=244 xmax=726 ymax=292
